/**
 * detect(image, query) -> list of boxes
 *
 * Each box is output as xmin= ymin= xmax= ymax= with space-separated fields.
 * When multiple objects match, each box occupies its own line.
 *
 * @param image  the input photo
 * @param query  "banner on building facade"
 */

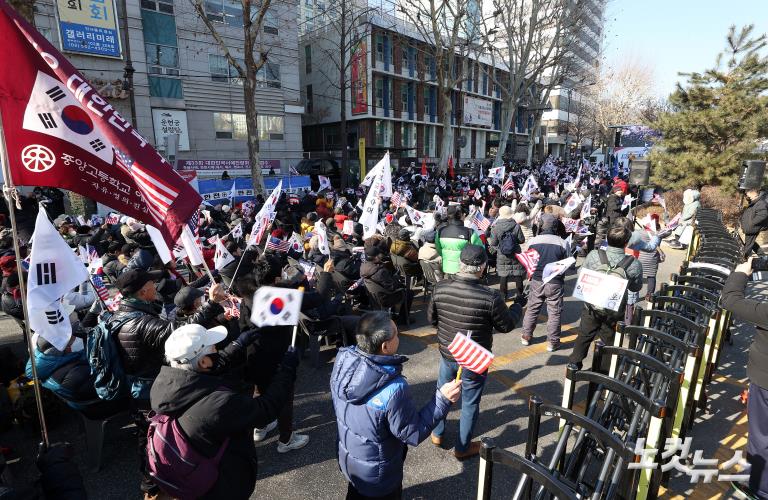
xmin=55 ymin=0 xmax=121 ymax=58
xmin=152 ymin=109 xmax=190 ymax=151
xmin=350 ymin=39 xmax=368 ymax=115
xmin=463 ymin=95 xmax=493 ymax=127
xmin=197 ymin=176 xmax=310 ymax=204
xmin=176 ymin=158 xmax=281 ymax=174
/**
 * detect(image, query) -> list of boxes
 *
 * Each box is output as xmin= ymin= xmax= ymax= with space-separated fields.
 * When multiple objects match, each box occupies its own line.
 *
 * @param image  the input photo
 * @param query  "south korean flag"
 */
xmin=250 ymin=286 xmax=304 ymax=327
xmin=22 ymin=71 xmax=113 ymax=163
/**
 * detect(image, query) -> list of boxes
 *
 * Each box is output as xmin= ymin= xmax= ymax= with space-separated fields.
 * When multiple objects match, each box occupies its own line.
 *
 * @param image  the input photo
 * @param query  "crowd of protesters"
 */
xmin=0 ymin=155 xmax=693 ymax=499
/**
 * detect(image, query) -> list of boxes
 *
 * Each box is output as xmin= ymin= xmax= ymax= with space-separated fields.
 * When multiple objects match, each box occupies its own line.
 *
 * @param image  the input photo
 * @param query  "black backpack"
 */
xmin=498 ymin=227 xmax=521 ymax=257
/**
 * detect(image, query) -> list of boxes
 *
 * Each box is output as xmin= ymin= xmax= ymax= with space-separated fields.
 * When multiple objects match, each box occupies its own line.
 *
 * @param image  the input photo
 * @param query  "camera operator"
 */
xmin=722 ymin=257 xmax=768 ymax=496
xmin=741 ymin=188 xmax=768 ymax=259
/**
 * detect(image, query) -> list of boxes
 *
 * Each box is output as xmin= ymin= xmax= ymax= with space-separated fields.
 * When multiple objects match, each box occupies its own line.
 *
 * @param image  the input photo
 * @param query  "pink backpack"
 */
xmin=146 ymin=412 xmax=230 ymax=499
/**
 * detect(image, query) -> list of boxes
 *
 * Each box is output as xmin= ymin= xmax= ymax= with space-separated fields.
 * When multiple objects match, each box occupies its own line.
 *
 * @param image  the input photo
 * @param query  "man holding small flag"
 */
xmin=428 ymin=245 xmax=521 ymax=458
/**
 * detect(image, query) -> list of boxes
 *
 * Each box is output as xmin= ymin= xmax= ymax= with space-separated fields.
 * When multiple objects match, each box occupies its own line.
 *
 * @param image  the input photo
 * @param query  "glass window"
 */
xmin=304 ymin=45 xmax=312 ymax=73
xmin=401 ymin=84 xmax=408 ymax=113
xmin=424 ymin=55 xmax=434 ymax=79
xmin=306 ymin=85 xmax=313 ymax=113
xmin=213 ymin=112 xmax=247 ymax=139
xmin=149 ymin=76 xmax=182 ymax=98
xmin=375 ymin=35 xmax=384 ymax=63
xmin=256 ymin=62 xmax=281 ymax=88
xmin=374 ymin=120 xmax=390 ymax=147
xmin=141 ymin=0 xmax=174 ymax=14
xmin=209 ymin=54 xmax=243 ymax=84
xmin=423 ymin=87 xmax=430 ymax=116
xmin=264 ymin=9 xmax=278 ymax=35
xmin=424 ymin=125 xmax=432 ymax=156
xmin=145 ymin=43 xmax=179 ymax=75
xmin=375 ymin=78 xmax=384 ymax=108
xmin=205 ymin=0 xmax=242 ymax=26
xmin=258 ymin=115 xmax=284 ymax=141
xmin=401 ymin=123 xmax=413 ymax=149
xmin=401 ymin=46 xmax=409 ymax=71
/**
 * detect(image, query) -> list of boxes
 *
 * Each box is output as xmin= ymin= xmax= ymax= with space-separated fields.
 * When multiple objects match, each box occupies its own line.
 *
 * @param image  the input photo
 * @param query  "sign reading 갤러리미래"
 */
xmin=572 ymin=268 xmax=629 ymax=312
xmin=55 ymin=0 xmax=121 ymax=58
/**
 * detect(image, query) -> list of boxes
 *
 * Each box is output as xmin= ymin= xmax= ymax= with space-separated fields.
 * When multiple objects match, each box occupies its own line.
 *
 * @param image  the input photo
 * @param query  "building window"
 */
xmin=256 ymin=62 xmax=281 ymax=88
xmin=374 ymin=120 xmax=391 ymax=147
xmin=213 ymin=112 xmax=248 ymax=139
xmin=401 ymin=46 xmax=409 ymax=72
xmin=145 ymin=43 xmax=179 ymax=76
xmin=424 ymin=125 xmax=432 ymax=156
xmin=264 ymin=9 xmax=279 ymax=35
xmin=375 ymin=78 xmax=384 ymax=108
xmin=306 ymin=85 xmax=313 ymax=113
xmin=375 ymin=35 xmax=384 ymax=63
xmin=205 ymin=0 xmax=243 ymax=27
xmin=401 ymin=122 xmax=414 ymax=150
xmin=423 ymin=87 xmax=430 ymax=116
xmin=304 ymin=45 xmax=312 ymax=73
xmin=149 ymin=76 xmax=183 ymax=98
xmin=258 ymin=115 xmax=284 ymax=140
xmin=209 ymin=54 xmax=243 ymax=84
xmin=141 ymin=0 xmax=174 ymax=14
xmin=401 ymin=84 xmax=408 ymax=113
xmin=424 ymin=54 xmax=434 ymax=80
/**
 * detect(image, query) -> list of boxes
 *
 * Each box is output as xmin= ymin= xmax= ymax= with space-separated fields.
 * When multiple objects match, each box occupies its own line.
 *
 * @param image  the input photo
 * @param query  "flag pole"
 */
xmin=0 ymin=115 xmax=50 ymax=447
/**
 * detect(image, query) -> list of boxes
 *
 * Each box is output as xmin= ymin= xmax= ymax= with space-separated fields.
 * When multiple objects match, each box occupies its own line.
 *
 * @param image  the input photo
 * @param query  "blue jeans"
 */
xmin=432 ymin=357 xmax=487 ymax=452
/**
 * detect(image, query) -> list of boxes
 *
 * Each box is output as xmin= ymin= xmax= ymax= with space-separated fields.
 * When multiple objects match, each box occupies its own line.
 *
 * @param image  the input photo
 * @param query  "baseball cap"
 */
xmin=174 ymin=286 xmax=206 ymax=310
xmin=460 ymin=244 xmax=487 ymax=266
xmin=114 ymin=269 xmax=163 ymax=295
xmin=164 ymin=324 xmax=228 ymax=364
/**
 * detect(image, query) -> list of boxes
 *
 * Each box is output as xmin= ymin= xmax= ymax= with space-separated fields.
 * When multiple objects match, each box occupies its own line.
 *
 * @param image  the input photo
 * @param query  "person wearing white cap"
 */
xmin=148 ymin=324 xmax=299 ymax=499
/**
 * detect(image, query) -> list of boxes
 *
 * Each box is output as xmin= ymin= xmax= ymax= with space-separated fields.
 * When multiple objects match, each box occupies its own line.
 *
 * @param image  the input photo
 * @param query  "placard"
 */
xmin=152 ymin=109 xmax=190 ymax=151
xmin=56 ymin=0 xmax=121 ymax=58
xmin=572 ymin=268 xmax=629 ymax=312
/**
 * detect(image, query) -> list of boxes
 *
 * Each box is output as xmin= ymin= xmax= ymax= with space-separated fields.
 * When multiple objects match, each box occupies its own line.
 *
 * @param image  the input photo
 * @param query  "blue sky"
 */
xmin=604 ymin=0 xmax=768 ymax=97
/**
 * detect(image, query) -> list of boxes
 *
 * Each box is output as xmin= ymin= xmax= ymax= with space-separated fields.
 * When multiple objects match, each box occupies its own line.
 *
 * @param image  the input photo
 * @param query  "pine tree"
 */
xmin=650 ymin=25 xmax=768 ymax=192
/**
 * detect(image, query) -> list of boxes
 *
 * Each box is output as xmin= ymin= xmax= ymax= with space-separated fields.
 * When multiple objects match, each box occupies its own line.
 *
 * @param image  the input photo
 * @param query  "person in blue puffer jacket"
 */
xmin=330 ymin=312 xmax=461 ymax=499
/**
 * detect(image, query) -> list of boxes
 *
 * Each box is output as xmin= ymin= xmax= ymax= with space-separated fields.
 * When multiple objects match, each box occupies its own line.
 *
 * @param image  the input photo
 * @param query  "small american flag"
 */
xmin=266 ymin=237 xmax=290 ymax=252
xmin=390 ymin=192 xmax=402 ymax=208
xmin=515 ymin=248 xmax=540 ymax=278
xmin=502 ymin=177 xmax=515 ymax=192
xmin=447 ymin=332 xmax=494 ymax=374
xmin=105 ymin=213 xmax=120 ymax=225
xmin=223 ymin=296 xmax=241 ymax=318
xmin=91 ymin=274 xmax=110 ymax=302
xmin=469 ymin=210 xmax=490 ymax=231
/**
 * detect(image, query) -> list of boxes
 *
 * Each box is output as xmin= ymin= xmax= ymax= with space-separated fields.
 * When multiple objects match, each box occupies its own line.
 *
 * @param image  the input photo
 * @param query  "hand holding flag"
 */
xmin=447 ymin=332 xmax=494 ymax=375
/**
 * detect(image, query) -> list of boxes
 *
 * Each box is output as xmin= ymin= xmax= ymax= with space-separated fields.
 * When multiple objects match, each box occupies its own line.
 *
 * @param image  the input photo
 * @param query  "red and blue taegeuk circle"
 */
xmin=269 ymin=297 xmax=284 ymax=315
xmin=61 ymin=105 xmax=93 ymax=135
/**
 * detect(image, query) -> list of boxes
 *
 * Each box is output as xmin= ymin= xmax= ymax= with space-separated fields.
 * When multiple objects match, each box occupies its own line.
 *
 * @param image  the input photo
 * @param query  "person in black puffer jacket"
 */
xmin=428 ymin=245 xmax=521 ymax=458
xmin=488 ymin=205 xmax=526 ymax=301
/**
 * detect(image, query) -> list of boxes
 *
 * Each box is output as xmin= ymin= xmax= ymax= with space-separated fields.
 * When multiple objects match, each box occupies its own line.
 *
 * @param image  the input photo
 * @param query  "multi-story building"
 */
xmin=31 ymin=0 xmax=303 ymax=180
xmin=540 ymin=0 xmax=606 ymax=159
xmin=299 ymin=6 xmax=533 ymax=174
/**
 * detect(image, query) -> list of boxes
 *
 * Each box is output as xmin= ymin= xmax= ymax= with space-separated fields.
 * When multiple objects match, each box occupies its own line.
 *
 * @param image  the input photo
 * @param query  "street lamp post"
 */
xmin=564 ymin=87 xmax=572 ymax=163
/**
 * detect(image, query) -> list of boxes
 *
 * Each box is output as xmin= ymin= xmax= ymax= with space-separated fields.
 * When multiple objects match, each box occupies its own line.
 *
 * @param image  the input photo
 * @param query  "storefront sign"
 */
xmin=176 ymin=159 xmax=281 ymax=174
xmin=55 ymin=0 xmax=121 ymax=58
xmin=152 ymin=109 xmax=190 ymax=151
xmin=350 ymin=39 xmax=368 ymax=115
xmin=463 ymin=96 xmax=493 ymax=127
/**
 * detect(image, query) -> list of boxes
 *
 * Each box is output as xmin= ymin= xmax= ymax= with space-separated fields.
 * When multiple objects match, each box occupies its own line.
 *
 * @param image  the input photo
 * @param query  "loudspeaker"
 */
xmin=739 ymin=160 xmax=766 ymax=190
xmin=629 ymin=159 xmax=650 ymax=186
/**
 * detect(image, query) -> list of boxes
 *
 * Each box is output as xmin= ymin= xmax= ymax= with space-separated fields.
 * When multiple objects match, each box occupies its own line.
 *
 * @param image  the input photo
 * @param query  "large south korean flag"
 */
xmin=250 ymin=286 xmax=304 ymax=327
xmin=22 ymin=71 xmax=112 ymax=164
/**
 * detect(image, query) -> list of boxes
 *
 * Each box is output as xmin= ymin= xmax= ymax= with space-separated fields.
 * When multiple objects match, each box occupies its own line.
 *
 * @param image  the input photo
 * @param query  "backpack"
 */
xmin=146 ymin=411 xmax=230 ymax=499
xmin=498 ymin=227 xmax=521 ymax=257
xmin=86 ymin=311 xmax=141 ymax=401
xmin=590 ymin=249 xmax=635 ymax=317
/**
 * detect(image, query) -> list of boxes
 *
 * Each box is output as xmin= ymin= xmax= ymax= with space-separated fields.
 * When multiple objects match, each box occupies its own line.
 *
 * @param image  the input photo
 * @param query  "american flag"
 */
xmin=390 ymin=192 xmax=402 ymax=208
xmin=223 ymin=296 xmax=241 ymax=318
xmin=469 ymin=210 xmax=490 ymax=231
xmin=91 ymin=274 xmax=110 ymax=302
xmin=105 ymin=213 xmax=120 ymax=225
xmin=447 ymin=332 xmax=494 ymax=374
xmin=515 ymin=248 xmax=540 ymax=278
xmin=106 ymin=292 xmax=122 ymax=312
xmin=114 ymin=149 xmax=180 ymax=225
xmin=266 ymin=237 xmax=290 ymax=252
xmin=502 ymin=177 xmax=515 ymax=192
xmin=86 ymin=244 xmax=99 ymax=262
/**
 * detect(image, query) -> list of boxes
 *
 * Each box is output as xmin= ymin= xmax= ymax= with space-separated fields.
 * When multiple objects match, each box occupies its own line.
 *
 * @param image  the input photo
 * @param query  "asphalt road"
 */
xmin=0 ymin=246 xmax=752 ymax=499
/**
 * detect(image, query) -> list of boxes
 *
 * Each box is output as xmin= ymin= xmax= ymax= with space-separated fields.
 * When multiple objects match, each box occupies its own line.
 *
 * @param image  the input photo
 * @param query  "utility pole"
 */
xmin=121 ymin=0 xmax=137 ymax=126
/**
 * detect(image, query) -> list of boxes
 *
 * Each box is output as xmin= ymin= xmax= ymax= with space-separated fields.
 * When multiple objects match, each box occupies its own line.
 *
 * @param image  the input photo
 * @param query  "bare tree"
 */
xmin=189 ymin=0 xmax=273 ymax=193
xmin=483 ymin=0 xmax=583 ymax=167
xmin=592 ymin=59 xmax=658 ymax=146
xmin=8 ymin=0 xmax=34 ymax=25
xmin=398 ymin=0 xmax=473 ymax=173
xmin=311 ymin=1 xmax=374 ymax=187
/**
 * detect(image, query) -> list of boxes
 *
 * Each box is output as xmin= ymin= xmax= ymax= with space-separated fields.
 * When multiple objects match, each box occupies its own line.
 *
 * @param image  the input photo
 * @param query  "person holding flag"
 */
xmin=331 ymin=311 xmax=461 ymax=498
xmin=487 ymin=206 xmax=526 ymax=303
xmin=518 ymin=214 xmax=571 ymax=351
xmin=428 ymin=245 xmax=521 ymax=458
